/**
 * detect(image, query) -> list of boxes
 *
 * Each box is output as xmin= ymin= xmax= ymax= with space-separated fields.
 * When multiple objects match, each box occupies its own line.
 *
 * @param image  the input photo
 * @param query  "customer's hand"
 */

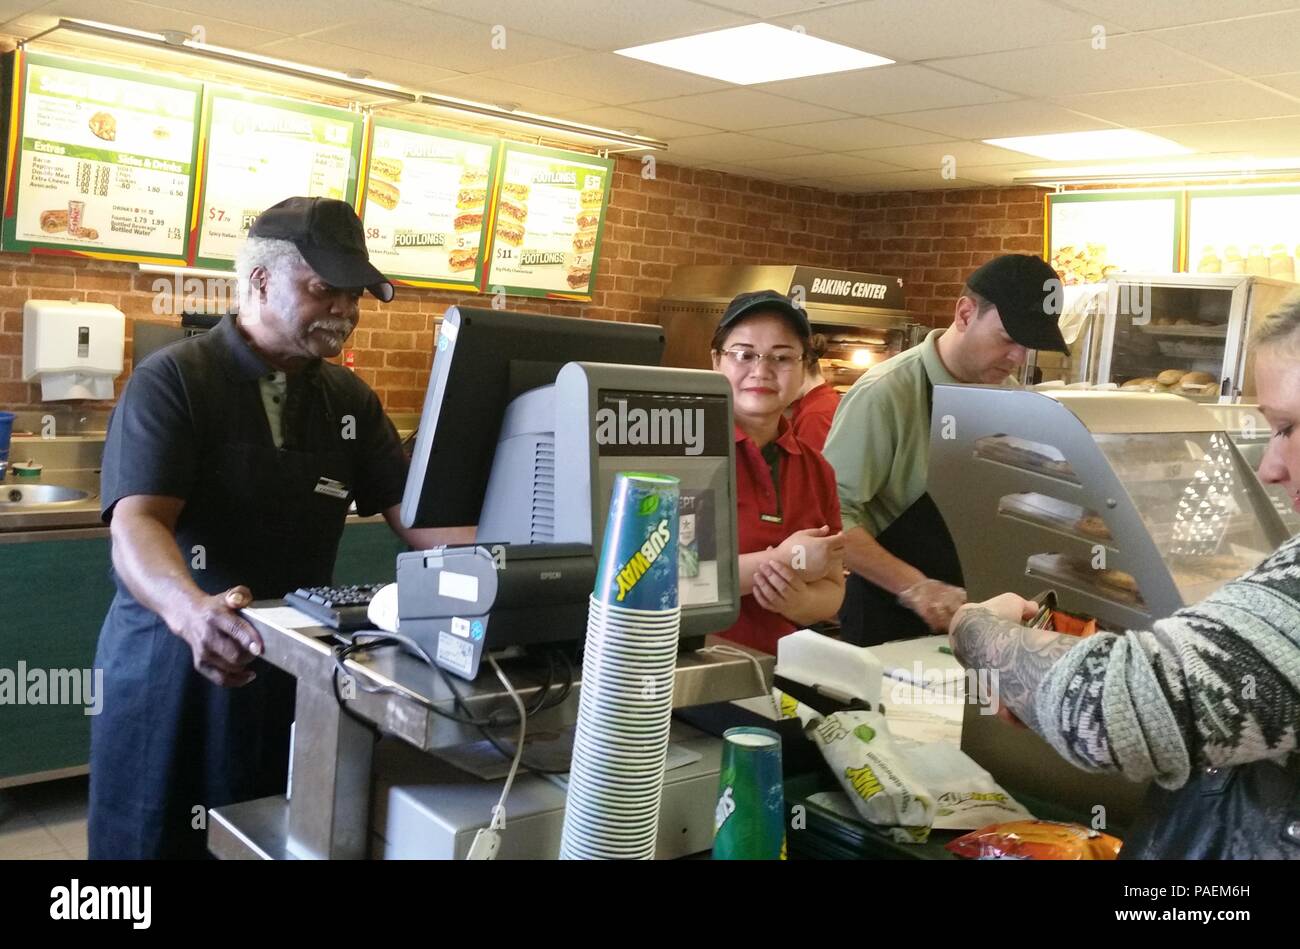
xmin=950 ymin=592 xmax=1039 ymax=631
xmin=172 ymin=586 xmax=264 ymax=688
xmin=897 ymin=578 xmax=967 ymax=632
xmin=776 ymin=525 xmax=845 ymax=581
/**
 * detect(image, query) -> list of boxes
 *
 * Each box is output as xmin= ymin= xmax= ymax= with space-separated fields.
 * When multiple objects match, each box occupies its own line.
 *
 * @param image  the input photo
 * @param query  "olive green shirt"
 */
xmin=259 ymin=370 xmax=288 ymax=449
xmin=822 ymin=329 xmax=959 ymax=537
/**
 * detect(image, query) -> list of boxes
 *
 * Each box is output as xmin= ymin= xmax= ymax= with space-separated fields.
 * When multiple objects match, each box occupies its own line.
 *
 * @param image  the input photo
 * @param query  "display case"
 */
xmin=929 ymin=386 xmax=1290 ymax=631
xmin=1097 ymin=272 xmax=1298 ymax=401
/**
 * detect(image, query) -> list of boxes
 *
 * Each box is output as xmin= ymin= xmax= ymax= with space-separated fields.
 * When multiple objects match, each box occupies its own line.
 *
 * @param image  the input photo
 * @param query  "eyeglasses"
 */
xmin=717 ymin=348 xmax=803 ymax=371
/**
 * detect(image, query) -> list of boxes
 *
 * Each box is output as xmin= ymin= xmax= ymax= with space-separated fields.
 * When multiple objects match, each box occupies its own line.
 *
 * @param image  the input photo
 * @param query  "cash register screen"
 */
xmin=594 ymin=389 xmax=733 ymax=609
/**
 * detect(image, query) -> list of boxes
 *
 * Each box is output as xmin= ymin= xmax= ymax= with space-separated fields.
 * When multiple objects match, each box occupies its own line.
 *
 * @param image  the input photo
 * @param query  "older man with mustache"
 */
xmin=89 ymin=197 xmax=458 ymax=858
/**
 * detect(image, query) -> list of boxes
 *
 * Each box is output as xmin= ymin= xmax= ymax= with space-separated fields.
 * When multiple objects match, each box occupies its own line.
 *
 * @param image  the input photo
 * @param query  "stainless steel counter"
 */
xmin=208 ymin=603 xmax=773 ymax=860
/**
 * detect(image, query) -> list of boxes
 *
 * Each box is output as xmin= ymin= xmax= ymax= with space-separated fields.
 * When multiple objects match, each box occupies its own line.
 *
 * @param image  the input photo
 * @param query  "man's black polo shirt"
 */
xmin=100 ymin=313 xmax=408 ymax=598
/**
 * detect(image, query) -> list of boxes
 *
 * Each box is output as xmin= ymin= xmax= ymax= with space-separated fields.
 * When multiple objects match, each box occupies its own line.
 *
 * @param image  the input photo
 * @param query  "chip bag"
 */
xmin=945 ymin=819 xmax=1122 ymax=860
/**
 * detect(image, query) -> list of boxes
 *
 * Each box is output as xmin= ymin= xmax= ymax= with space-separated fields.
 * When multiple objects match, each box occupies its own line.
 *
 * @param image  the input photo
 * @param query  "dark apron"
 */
xmin=838 ymin=492 xmax=964 ymax=646
xmin=838 ymin=379 xmax=963 ymax=646
xmin=89 ymin=388 xmax=355 ymax=859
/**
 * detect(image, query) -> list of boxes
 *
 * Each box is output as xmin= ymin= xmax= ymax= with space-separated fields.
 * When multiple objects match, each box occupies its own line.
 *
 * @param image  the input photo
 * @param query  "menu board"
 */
xmin=1 ymin=51 xmax=201 ymax=263
xmin=1186 ymin=186 xmax=1300 ymax=281
xmin=193 ymin=88 xmax=362 ymax=268
xmin=360 ymin=119 xmax=498 ymax=289
xmin=1046 ymin=191 xmax=1183 ymax=285
xmin=485 ymin=143 xmax=613 ymax=299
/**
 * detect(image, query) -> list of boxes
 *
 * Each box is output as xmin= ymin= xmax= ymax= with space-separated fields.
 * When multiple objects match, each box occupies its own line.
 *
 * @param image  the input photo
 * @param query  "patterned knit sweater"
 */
xmin=1035 ymin=533 xmax=1300 ymax=790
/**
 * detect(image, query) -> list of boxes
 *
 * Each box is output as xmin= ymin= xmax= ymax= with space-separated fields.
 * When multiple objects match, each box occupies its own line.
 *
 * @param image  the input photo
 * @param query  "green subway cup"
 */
xmin=712 ymin=726 xmax=785 ymax=860
xmin=592 ymin=472 xmax=680 ymax=611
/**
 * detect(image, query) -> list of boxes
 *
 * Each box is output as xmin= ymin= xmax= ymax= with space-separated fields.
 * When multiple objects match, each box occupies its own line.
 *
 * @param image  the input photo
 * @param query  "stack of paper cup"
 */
xmin=560 ymin=473 xmax=681 ymax=860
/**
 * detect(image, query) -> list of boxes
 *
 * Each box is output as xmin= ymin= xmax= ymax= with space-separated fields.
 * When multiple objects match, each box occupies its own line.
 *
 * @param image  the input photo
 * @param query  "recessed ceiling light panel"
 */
xmin=615 ymin=23 xmax=893 ymax=85
xmin=984 ymin=129 xmax=1193 ymax=161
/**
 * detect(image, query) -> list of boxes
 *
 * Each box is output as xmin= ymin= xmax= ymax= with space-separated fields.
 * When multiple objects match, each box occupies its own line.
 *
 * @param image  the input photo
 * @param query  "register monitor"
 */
xmin=397 ymin=306 xmax=740 ymax=679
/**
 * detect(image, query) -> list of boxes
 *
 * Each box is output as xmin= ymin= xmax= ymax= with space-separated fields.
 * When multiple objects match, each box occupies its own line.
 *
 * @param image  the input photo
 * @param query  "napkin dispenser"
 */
xmin=22 ymin=299 xmax=125 ymax=400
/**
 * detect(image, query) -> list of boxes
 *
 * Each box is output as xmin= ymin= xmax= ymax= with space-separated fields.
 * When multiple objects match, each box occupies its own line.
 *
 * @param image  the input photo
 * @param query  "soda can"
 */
xmin=593 ymin=472 xmax=679 ymax=611
xmin=712 ymin=726 xmax=785 ymax=860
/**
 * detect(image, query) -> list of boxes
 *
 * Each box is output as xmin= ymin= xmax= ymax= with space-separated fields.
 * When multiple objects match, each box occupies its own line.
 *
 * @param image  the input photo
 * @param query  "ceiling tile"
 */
xmin=554 ymin=105 xmax=721 ymax=139
xmin=880 ymin=100 xmax=1115 ymax=139
xmin=1146 ymin=115 xmax=1300 ymax=153
xmin=702 ymin=0 xmax=862 ymax=15
xmin=849 ymin=139 xmax=1031 ymax=170
xmin=956 ymin=162 xmax=1055 ymax=184
xmin=629 ymin=89 xmax=854 ymax=131
xmin=422 ymin=75 xmax=600 ymax=114
xmin=747 ymin=116 xmax=954 ymax=150
xmin=926 ymin=34 xmax=1228 ymax=98
xmin=404 ymin=0 xmax=751 ymax=52
xmin=475 ymin=52 xmax=731 ymax=105
xmin=696 ymin=160 xmax=809 ymax=181
xmin=0 ymin=1 xmax=47 ymax=26
xmin=15 ymin=0 xmax=288 ymax=47
xmin=135 ymin=0 xmax=362 ymax=37
xmin=1054 ymin=80 xmax=1300 ymax=127
xmin=773 ymin=0 xmax=1107 ymax=61
xmin=821 ymin=168 xmax=1003 ymax=192
xmin=255 ymin=36 xmax=463 ymax=86
xmin=1150 ymin=12 xmax=1300 ymax=77
xmin=1257 ymin=72 xmax=1300 ymax=99
xmin=308 ymin=2 xmax=582 ymax=73
xmin=755 ymin=63 xmax=1016 ymax=115
xmin=667 ymin=131 xmax=819 ymax=162
xmin=735 ymin=152 xmax=906 ymax=176
xmin=1054 ymin=0 xmax=1300 ymax=32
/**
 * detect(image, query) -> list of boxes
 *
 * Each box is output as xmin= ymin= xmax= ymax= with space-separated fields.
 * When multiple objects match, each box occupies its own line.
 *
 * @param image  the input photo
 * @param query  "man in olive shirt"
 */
xmin=822 ymin=254 xmax=1068 ymax=645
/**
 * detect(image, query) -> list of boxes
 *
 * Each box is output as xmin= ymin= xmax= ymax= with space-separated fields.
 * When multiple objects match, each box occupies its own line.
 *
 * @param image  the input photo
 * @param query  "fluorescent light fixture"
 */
xmin=615 ymin=23 xmax=893 ymax=85
xmin=985 ymin=129 xmax=1192 ymax=161
xmin=1012 ymin=155 xmax=1300 ymax=185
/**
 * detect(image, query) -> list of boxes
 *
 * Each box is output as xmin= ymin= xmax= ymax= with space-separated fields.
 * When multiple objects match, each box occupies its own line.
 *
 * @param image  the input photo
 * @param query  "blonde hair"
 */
xmin=1251 ymin=293 xmax=1300 ymax=357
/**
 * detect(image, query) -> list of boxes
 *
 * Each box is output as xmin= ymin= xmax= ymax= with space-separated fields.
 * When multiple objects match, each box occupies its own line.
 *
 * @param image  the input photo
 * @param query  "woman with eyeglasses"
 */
xmin=709 ymin=290 xmax=846 ymax=655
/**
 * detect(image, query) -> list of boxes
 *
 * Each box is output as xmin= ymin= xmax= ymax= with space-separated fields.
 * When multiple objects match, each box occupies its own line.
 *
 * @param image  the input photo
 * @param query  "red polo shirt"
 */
xmin=718 ymin=417 xmax=842 ymax=655
xmin=789 ymin=382 xmax=841 ymax=453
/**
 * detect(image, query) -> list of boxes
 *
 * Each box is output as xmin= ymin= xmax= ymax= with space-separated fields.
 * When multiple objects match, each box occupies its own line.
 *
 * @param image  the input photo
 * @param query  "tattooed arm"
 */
xmin=948 ymin=600 xmax=1079 ymax=731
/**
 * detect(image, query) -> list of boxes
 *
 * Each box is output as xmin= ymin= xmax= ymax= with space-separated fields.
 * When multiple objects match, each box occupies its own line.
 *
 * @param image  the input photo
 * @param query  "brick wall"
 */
xmin=852 ymin=185 xmax=1047 ymax=328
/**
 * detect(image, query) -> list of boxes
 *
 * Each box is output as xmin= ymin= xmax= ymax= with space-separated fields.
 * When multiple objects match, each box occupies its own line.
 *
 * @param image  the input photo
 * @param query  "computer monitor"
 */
xmin=396 ymin=306 xmax=740 ymax=679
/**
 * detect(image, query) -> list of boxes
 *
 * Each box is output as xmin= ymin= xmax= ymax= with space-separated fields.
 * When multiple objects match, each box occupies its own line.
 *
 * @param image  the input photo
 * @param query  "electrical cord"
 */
xmin=696 ymin=643 xmax=781 ymax=719
xmin=486 ymin=654 xmax=525 ymax=832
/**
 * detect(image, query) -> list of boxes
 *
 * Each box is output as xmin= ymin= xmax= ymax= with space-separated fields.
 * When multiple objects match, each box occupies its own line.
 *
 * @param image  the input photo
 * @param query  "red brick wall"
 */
xmin=0 ymin=157 xmax=1042 ymax=412
xmin=852 ymin=185 xmax=1047 ymax=328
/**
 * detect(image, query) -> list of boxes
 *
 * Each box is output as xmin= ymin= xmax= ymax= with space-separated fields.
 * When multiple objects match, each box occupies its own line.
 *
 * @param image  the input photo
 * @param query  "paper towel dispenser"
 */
xmin=22 ymin=299 xmax=125 ymax=400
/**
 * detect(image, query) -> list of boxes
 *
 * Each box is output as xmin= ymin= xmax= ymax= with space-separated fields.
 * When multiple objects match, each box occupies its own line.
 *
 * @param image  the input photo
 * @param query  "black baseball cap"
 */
xmin=248 ymin=196 xmax=394 ymax=302
xmin=718 ymin=289 xmax=812 ymax=339
xmin=965 ymin=254 xmax=1067 ymax=354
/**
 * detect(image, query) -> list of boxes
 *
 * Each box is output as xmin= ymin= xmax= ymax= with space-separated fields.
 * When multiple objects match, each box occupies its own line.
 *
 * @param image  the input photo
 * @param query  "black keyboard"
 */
xmin=284 ymin=583 xmax=388 ymax=631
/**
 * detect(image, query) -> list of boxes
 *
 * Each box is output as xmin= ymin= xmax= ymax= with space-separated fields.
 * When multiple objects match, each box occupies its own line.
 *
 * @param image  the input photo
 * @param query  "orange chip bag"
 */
xmin=945 ymin=820 xmax=1121 ymax=860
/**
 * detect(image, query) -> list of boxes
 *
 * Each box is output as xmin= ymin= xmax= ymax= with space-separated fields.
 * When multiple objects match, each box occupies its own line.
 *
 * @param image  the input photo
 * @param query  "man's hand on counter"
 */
xmin=897 ymin=577 xmax=968 ymax=632
xmin=172 ymin=586 xmax=264 ymax=688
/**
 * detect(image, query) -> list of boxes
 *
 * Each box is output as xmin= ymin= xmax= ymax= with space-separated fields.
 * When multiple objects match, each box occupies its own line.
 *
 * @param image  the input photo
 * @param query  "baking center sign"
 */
xmin=792 ymin=266 xmax=905 ymax=310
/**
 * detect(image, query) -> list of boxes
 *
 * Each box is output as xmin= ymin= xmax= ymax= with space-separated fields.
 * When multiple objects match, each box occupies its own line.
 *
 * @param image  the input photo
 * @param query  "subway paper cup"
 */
xmin=593 ymin=472 xmax=680 ymax=611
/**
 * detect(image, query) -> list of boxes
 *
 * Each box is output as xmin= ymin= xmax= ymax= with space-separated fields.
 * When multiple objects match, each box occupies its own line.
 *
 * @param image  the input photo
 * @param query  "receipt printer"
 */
xmin=396 ymin=543 xmax=595 ymax=680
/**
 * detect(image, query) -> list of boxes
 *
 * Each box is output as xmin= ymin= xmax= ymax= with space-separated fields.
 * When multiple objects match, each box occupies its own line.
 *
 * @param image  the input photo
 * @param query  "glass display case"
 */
xmin=930 ymin=386 xmax=1291 ymax=630
xmin=1097 ymin=273 xmax=1298 ymax=401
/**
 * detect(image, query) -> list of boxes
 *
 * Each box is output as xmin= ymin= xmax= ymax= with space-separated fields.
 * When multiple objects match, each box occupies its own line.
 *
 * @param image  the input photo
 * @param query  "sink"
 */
xmin=0 ymin=484 xmax=93 ymax=506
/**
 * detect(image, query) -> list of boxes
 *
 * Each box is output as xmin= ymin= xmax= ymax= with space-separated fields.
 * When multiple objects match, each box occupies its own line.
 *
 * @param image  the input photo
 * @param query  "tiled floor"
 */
xmin=0 ymin=776 xmax=89 ymax=860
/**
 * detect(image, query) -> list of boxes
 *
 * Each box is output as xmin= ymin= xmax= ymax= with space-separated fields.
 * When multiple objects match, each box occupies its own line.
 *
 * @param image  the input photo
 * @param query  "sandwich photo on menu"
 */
xmin=497 ymin=196 xmax=529 ymax=226
xmin=502 ymin=182 xmax=531 ymax=203
xmin=495 ymin=217 xmax=526 ymax=248
xmin=448 ymin=248 xmax=478 ymax=273
xmin=367 ymin=156 xmax=403 ymax=210
xmin=565 ymin=252 xmax=592 ymax=290
xmin=459 ymin=167 xmax=489 ymax=187
xmin=576 ymin=210 xmax=600 ymax=231
xmin=572 ymin=228 xmax=598 ymax=254
xmin=454 ymin=211 xmax=483 ymax=232
xmin=457 ymin=188 xmax=487 ymax=209
xmin=579 ymin=187 xmax=603 ymax=210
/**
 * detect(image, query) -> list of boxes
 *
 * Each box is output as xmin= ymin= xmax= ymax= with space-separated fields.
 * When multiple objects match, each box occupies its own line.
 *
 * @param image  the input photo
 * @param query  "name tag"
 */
xmin=314 ymin=477 xmax=350 ymax=499
xmin=759 ymin=513 xmax=783 ymax=524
